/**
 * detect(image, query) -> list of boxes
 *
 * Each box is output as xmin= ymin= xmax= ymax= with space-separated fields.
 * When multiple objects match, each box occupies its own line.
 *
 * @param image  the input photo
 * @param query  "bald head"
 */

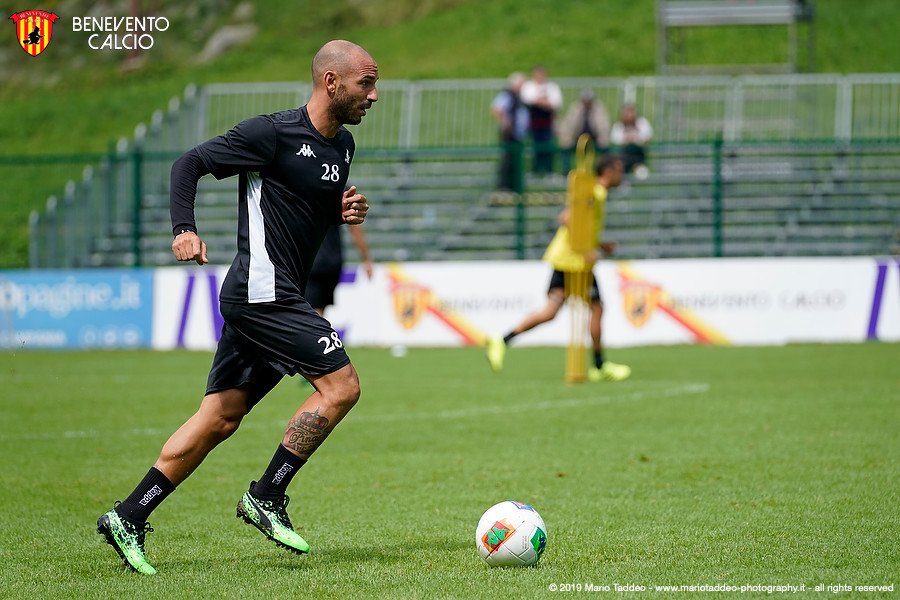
xmin=306 ymin=40 xmax=378 ymax=137
xmin=312 ymin=40 xmax=373 ymax=86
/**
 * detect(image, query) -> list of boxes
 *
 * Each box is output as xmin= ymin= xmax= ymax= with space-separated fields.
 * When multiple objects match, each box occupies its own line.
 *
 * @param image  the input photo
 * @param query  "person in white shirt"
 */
xmin=610 ymin=103 xmax=653 ymax=178
xmin=520 ymin=64 xmax=563 ymax=175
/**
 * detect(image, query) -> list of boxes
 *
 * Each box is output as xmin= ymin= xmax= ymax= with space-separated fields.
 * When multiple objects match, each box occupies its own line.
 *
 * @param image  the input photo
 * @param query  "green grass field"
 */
xmin=1 ymin=343 xmax=897 ymax=599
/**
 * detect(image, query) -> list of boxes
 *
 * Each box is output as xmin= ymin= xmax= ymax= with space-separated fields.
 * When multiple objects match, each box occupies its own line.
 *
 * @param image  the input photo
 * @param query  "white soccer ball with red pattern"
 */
xmin=475 ymin=500 xmax=547 ymax=567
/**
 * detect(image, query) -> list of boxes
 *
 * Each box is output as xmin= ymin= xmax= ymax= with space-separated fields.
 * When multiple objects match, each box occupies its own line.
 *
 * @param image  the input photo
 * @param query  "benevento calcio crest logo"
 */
xmin=621 ymin=280 xmax=661 ymax=328
xmin=391 ymin=281 xmax=428 ymax=330
xmin=9 ymin=10 xmax=59 ymax=56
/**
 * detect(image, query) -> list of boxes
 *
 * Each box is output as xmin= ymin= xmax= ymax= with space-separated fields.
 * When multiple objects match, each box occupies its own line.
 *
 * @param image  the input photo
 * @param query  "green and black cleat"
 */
xmin=236 ymin=483 xmax=310 ymax=555
xmin=97 ymin=508 xmax=156 ymax=575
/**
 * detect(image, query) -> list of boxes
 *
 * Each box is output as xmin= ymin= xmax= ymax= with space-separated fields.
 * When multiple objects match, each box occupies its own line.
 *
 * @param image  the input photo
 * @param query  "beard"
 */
xmin=329 ymin=83 xmax=363 ymax=125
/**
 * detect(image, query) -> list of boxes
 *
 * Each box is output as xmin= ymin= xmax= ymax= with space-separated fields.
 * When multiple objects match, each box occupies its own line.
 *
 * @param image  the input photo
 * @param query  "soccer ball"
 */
xmin=475 ymin=501 xmax=547 ymax=567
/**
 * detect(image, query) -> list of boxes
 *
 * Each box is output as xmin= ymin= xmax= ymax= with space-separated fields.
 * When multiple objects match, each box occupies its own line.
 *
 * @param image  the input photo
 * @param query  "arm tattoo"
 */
xmin=285 ymin=408 xmax=331 ymax=456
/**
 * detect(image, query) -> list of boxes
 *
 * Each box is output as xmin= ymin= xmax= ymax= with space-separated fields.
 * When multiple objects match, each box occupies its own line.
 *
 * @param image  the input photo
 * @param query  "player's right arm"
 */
xmin=170 ymin=147 xmax=210 ymax=264
xmin=172 ymin=230 xmax=207 ymax=264
xmin=169 ymin=116 xmax=276 ymax=265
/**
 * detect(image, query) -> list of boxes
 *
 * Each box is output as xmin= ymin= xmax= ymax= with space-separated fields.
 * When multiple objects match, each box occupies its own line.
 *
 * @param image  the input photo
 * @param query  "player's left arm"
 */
xmin=341 ymin=185 xmax=368 ymax=225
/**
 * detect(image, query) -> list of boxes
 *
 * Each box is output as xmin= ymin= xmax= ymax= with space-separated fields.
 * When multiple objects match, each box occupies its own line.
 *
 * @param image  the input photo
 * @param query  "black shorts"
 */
xmin=206 ymin=299 xmax=351 ymax=410
xmin=548 ymin=269 xmax=602 ymax=303
xmin=305 ymin=269 xmax=341 ymax=310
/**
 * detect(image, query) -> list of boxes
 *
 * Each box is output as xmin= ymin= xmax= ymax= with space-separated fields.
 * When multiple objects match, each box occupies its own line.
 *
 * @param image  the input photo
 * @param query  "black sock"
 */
xmin=251 ymin=444 xmax=307 ymax=500
xmin=594 ymin=351 xmax=604 ymax=369
xmin=503 ymin=332 xmax=517 ymax=345
xmin=115 ymin=467 xmax=175 ymax=523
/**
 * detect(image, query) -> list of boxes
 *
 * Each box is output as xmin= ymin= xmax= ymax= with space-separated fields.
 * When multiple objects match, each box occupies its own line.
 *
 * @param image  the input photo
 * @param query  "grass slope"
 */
xmin=1 ymin=343 xmax=897 ymax=598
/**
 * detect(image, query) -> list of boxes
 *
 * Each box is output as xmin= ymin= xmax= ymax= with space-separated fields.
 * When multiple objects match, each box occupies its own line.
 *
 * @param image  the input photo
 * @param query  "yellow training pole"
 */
xmin=564 ymin=134 xmax=596 ymax=383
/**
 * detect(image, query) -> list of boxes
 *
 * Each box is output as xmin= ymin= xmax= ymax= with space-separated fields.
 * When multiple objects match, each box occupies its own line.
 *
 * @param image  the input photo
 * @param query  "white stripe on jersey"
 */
xmin=247 ymin=172 xmax=276 ymax=303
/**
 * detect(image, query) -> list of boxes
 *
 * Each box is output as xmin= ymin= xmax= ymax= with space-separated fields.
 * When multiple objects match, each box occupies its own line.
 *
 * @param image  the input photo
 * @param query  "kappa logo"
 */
xmin=138 ymin=484 xmax=162 ymax=506
xmin=9 ymin=9 xmax=59 ymax=56
xmin=272 ymin=462 xmax=294 ymax=484
xmin=295 ymin=143 xmax=317 ymax=158
xmin=345 ymin=149 xmax=350 ymax=164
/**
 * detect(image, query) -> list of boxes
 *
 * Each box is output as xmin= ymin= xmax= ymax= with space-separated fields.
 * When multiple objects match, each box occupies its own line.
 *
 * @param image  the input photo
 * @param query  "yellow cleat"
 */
xmin=485 ymin=336 xmax=507 ymax=372
xmin=588 ymin=361 xmax=631 ymax=382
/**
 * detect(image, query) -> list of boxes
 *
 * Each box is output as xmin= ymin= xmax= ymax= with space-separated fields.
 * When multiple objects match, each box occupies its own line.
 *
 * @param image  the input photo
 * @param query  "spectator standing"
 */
xmin=610 ymin=103 xmax=653 ymax=178
xmin=557 ymin=89 xmax=611 ymax=172
xmin=520 ymin=64 xmax=563 ymax=176
xmin=490 ymin=72 xmax=530 ymax=192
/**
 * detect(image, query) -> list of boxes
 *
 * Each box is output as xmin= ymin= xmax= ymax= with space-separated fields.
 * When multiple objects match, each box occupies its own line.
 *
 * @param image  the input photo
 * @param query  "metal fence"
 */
xmin=200 ymin=73 xmax=900 ymax=147
xmin=23 ymin=74 xmax=900 ymax=268
xmin=26 ymin=139 xmax=900 ymax=269
xmin=25 ymin=88 xmax=200 ymax=268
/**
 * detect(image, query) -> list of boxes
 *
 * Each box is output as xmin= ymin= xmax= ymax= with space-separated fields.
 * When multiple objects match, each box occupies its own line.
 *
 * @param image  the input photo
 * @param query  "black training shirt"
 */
xmin=171 ymin=106 xmax=354 ymax=303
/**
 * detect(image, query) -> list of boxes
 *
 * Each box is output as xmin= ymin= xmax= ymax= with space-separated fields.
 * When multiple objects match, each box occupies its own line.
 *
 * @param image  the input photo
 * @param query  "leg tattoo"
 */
xmin=284 ymin=408 xmax=331 ymax=456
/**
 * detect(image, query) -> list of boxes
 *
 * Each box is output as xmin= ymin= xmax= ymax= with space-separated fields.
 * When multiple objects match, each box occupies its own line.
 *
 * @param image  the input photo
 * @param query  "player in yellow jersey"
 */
xmin=487 ymin=153 xmax=631 ymax=382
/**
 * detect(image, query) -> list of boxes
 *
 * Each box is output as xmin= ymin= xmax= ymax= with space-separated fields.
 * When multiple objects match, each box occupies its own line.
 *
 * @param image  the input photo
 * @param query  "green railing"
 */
xmin=200 ymin=75 xmax=900 ymax=148
xmin=12 ymin=76 xmax=900 ymax=269
xmin=19 ymin=138 xmax=900 ymax=269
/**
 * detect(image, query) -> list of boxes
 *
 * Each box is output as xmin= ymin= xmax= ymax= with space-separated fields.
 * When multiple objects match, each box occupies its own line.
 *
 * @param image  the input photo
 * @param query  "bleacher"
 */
xmin=26 ymin=75 xmax=900 ymax=268
xmin=610 ymin=143 xmax=900 ymax=258
xmin=102 ymin=141 xmax=899 ymax=269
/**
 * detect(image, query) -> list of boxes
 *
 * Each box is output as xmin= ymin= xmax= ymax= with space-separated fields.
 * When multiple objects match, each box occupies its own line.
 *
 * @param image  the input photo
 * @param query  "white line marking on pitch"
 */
xmin=1 ymin=382 xmax=709 ymax=442
xmin=347 ymin=382 xmax=710 ymax=423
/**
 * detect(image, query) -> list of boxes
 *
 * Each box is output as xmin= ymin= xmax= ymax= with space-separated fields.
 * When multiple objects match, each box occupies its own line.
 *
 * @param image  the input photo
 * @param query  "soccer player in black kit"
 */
xmin=96 ymin=40 xmax=378 ymax=575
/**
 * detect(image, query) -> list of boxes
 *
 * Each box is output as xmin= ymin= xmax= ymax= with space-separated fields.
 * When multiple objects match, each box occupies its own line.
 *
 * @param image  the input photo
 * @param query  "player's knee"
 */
xmin=337 ymin=375 xmax=361 ymax=411
xmin=545 ymin=292 xmax=564 ymax=320
xmin=539 ymin=305 xmax=560 ymax=323
xmin=199 ymin=390 xmax=247 ymax=441
xmin=209 ymin=412 xmax=243 ymax=441
xmin=330 ymin=370 xmax=361 ymax=412
xmin=313 ymin=364 xmax=361 ymax=413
